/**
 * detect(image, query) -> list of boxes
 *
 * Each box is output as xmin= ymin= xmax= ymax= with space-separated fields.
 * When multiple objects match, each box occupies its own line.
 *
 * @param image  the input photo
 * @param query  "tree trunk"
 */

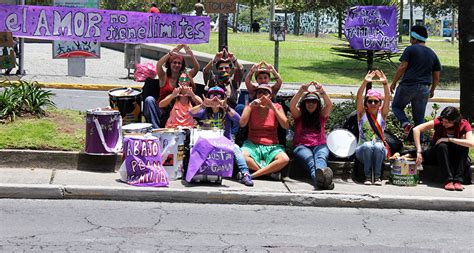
xmin=315 ymin=10 xmax=320 ymax=38
xmin=294 ymin=12 xmax=300 ymax=35
xmin=451 ymin=6 xmax=455 ymax=45
xmin=422 ymin=5 xmax=425 ymax=25
xmin=399 ymin=0 xmax=403 ymax=43
xmin=409 ymin=0 xmax=413 ymax=34
xmin=233 ymin=2 xmax=239 ymax=33
xmin=250 ymin=0 xmax=254 ymax=27
xmin=338 ymin=9 xmax=343 ymax=39
xmin=458 ymin=0 xmax=474 ymax=122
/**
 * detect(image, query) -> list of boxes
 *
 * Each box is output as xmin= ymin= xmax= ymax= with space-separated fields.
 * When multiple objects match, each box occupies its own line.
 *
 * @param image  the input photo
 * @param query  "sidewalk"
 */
xmin=1 ymin=166 xmax=472 ymax=211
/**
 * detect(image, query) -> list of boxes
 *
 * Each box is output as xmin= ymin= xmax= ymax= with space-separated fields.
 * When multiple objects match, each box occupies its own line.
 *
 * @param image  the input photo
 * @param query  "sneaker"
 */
xmin=453 ymin=182 xmax=464 ymax=191
xmin=364 ymin=178 xmax=372 ymax=185
xmin=322 ymin=167 xmax=334 ymax=189
xmin=326 ymin=182 xmax=335 ymax=190
xmin=240 ymin=174 xmax=254 ymax=187
xmin=374 ymin=178 xmax=383 ymax=186
xmin=316 ymin=169 xmax=326 ymax=188
xmin=444 ymin=181 xmax=455 ymax=191
xmin=270 ymin=172 xmax=281 ymax=181
xmin=236 ymin=171 xmax=243 ymax=180
xmin=404 ymin=124 xmax=413 ymax=139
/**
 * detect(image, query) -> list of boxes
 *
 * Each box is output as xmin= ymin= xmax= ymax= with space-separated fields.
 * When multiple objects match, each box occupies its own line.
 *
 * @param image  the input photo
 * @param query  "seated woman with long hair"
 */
xmin=290 ymin=82 xmax=334 ymax=190
xmin=413 ymin=106 xmax=473 ymax=191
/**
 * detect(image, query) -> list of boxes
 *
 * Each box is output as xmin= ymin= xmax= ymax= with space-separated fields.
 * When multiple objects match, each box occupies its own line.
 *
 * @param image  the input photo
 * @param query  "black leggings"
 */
xmin=425 ymin=143 xmax=469 ymax=183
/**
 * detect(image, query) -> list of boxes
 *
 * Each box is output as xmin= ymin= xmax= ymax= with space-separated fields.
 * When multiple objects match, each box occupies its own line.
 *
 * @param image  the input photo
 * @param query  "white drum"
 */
xmin=122 ymin=123 xmax=152 ymax=135
xmin=326 ymin=129 xmax=357 ymax=158
xmin=151 ymin=128 xmax=186 ymax=180
xmin=190 ymin=128 xmax=224 ymax=147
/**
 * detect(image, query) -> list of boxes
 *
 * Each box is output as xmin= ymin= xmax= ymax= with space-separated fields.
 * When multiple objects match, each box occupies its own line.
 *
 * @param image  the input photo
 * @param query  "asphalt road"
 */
xmin=0 ymin=199 xmax=473 ymax=252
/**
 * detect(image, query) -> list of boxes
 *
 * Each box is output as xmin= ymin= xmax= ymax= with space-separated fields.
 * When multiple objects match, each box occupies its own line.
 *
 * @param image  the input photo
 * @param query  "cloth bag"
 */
xmin=134 ymin=63 xmax=157 ymax=82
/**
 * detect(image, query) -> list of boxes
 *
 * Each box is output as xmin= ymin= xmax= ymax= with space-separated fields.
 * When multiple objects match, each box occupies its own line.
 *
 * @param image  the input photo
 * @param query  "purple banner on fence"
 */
xmin=344 ymin=5 xmax=397 ymax=52
xmin=185 ymin=136 xmax=234 ymax=182
xmin=0 ymin=4 xmax=210 ymax=44
xmin=123 ymin=136 xmax=169 ymax=187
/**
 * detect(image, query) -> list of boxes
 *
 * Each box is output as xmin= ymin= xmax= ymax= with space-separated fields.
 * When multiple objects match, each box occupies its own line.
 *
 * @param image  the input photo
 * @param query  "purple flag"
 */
xmin=0 ymin=4 xmax=210 ymax=44
xmin=185 ymin=136 xmax=234 ymax=182
xmin=123 ymin=136 xmax=169 ymax=187
xmin=344 ymin=5 xmax=397 ymax=52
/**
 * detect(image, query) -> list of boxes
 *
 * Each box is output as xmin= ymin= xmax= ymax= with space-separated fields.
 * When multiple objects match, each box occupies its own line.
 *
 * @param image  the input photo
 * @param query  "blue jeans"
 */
xmin=392 ymin=84 xmax=430 ymax=128
xmin=355 ymin=141 xmax=387 ymax=178
xmin=293 ymin=144 xmax=329 ymax=182
xmin=234 ymin=144 xmax=249 ymax=175
xmin=143 ymin=96 xmax=162 ymax=128
xmin=232 ymin=104 xmax=245 ymax=135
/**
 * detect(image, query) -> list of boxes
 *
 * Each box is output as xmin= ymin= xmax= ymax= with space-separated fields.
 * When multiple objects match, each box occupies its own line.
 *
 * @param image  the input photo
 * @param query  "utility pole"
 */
xmin=270 ymin=0 xmax=275 ymax=22
xmin=218 ymin=14 xmax=228 ymax=51
xmin=398 ymin=0 xmax=403 ymax=43
xmin=409 ymin=0 xmax=413 ymax=35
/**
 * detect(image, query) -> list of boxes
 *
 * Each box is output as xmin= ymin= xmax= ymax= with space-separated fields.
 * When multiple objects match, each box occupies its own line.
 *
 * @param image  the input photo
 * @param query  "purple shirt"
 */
xmin=293 ymin=115 xmax=328 ymax=147
xmin=190 ymin=108 xmax=240 ymax=140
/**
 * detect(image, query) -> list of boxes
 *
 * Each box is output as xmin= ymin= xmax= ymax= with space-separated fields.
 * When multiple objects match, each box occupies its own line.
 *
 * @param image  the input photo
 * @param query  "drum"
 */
xmin=389 ymin=158 xmax=418 ymax=186
xmin=85 ymin=108 xmax=122 ymax=155
xmin=122 ymin=123 xmax=152 ymax=135
xmin=151 ymin=129 xmax=186 ymax=180
xmin=326 ymin=129 xmax=357 ymax=158
xmin=109 ymin=87 xmax=142 ymax=124
xmin=190 ymin=128 xmax=224 ymax=146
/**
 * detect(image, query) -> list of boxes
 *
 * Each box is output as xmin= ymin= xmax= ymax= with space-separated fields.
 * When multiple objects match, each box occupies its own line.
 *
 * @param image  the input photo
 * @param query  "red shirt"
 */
xmin=432 ymin=117 xmax=472 ymax=144
xmin=247 ymin=103 xmax=282 ymax=145
xmin=158 ymin=79 xmax=174 ymax=103
xmin=149 ymin=7 xmax=160 ymax=14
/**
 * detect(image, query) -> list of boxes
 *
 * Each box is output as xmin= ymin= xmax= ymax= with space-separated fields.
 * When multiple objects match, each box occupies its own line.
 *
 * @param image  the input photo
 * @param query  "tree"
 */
xmin=458 ymin=0 xmax=473 ymax=122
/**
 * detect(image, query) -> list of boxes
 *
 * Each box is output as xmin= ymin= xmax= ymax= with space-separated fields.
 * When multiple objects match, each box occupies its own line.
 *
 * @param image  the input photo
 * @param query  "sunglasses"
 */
xmin=218 ymin=66 xmax=230 ymax=70
xmin=367 ymin=99 xmax=380 ymax=105
xmin=171 ymin=61 xmax=182 ymax=65
xmin=208 ymin=93 xmax=224 ymax=99
xmin=256 ymin=89 xmax=271 ymax=95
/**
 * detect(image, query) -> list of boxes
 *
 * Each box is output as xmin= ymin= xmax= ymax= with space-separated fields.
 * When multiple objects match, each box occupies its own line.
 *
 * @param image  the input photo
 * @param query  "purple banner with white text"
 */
xmin=0 ymin=4 xmax=210 ymax=44
xmin=185 ymin=136 xmax=234 ymax=182
xmin=344 ymin=5 xmax=397 ymax=52
xmin=123 ymin=136 xmax=169 ymax=187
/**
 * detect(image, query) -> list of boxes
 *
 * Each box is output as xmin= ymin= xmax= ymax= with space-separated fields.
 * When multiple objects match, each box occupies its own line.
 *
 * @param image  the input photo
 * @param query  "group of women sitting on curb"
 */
xmin=142 ymin=44 xmax=473 ymax=191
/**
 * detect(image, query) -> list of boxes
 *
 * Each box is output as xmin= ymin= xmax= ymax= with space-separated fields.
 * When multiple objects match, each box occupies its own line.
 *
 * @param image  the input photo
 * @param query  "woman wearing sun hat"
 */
xmin=356 ymin=70 xmax=391 ymax=185
xmin=189 ymin=86 xmax=254 ymax=186
xmin=239 ymin=83 xmax=290 ymax=180
xmin=290 ymin=82 xmax=334 ymax=190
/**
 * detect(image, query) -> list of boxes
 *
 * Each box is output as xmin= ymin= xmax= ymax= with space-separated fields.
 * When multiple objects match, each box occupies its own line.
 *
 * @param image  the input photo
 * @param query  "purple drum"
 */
xmin=85 ymin=108 xmax=122 ymax=155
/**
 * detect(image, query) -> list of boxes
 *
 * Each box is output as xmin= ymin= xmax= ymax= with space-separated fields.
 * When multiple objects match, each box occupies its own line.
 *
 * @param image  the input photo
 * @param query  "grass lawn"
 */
xmin=470 ymin=149 xmax=474 ymax=162
xmin=187 ymin=32 xmax=459 ymax=87
xmin=0 ymin=110 xmax=84 ymax=151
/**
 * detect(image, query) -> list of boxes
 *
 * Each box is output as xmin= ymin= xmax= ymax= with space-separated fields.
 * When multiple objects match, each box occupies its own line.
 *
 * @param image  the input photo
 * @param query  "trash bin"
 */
xmin=124 ymin=44 xmax=141 ymax=78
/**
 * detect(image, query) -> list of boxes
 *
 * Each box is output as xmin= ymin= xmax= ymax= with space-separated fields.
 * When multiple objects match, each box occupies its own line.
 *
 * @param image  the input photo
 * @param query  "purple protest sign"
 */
xmin=122 ymin=136 xmax=169 ymax=187
xmin=185 ymin=136 xmax=234 ymax=182
xmin=0 ymin=4 xmax=210 ymax=44
xmin=345 ymin=5 xmax=397 ymax=52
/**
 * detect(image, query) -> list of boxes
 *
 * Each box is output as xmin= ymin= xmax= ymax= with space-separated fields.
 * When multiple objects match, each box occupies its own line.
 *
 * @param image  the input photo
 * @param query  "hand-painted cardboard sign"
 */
xmin=0 ymin=4 xmax=210 ymax=44
xmin=345 ymin=5 xmax=397 ymax=52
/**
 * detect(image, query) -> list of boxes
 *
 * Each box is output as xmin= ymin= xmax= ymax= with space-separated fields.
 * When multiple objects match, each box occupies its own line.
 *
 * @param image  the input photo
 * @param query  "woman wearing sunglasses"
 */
xmin=245 ymin=61 xmax=282 ymax=99
xmin=412 ymin=106 xmax=473 ymax=191
xmin=189 ymin=87 xmax=254 ymax=186
xmin=355 ymin=70 xmax=391 ymax=185
xmin=144 ymin=44 xmax=200 ymax=128
xmin=239 ymin=83 xmax=290 ymax=180
xmin=159 ymin=73 xmax=202 ymax=128
xmin=290 ymin=82 xmax=334 ymax=190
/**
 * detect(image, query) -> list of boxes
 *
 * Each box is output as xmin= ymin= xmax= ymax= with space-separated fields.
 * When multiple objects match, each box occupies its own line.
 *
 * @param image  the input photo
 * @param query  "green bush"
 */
xmin=0 ymin=80 xmax=56 ymax=121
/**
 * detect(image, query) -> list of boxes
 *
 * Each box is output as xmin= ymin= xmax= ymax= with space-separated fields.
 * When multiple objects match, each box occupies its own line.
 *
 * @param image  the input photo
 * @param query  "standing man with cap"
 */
xmin=390 ymin=25 xmax=442 ymax=140
xmin=194 ymin=0 xmax=205 ymax=16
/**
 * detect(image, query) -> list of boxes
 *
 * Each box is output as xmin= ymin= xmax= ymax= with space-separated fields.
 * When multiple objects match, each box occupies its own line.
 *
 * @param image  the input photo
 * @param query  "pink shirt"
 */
xmin=293 ymin=115 xmax=327 ymax=147
xmin=248 ymin=103 xmax=282 ymax=145
xmin=165 ymin=100 xmax=194 ymax=128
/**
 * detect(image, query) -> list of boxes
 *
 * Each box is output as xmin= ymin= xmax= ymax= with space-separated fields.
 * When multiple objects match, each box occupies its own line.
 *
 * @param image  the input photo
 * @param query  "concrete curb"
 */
xmin=0 ymin=149 xmax=120 ymax=172
xmin=1 ymin=183 xmax=472 ymax=211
